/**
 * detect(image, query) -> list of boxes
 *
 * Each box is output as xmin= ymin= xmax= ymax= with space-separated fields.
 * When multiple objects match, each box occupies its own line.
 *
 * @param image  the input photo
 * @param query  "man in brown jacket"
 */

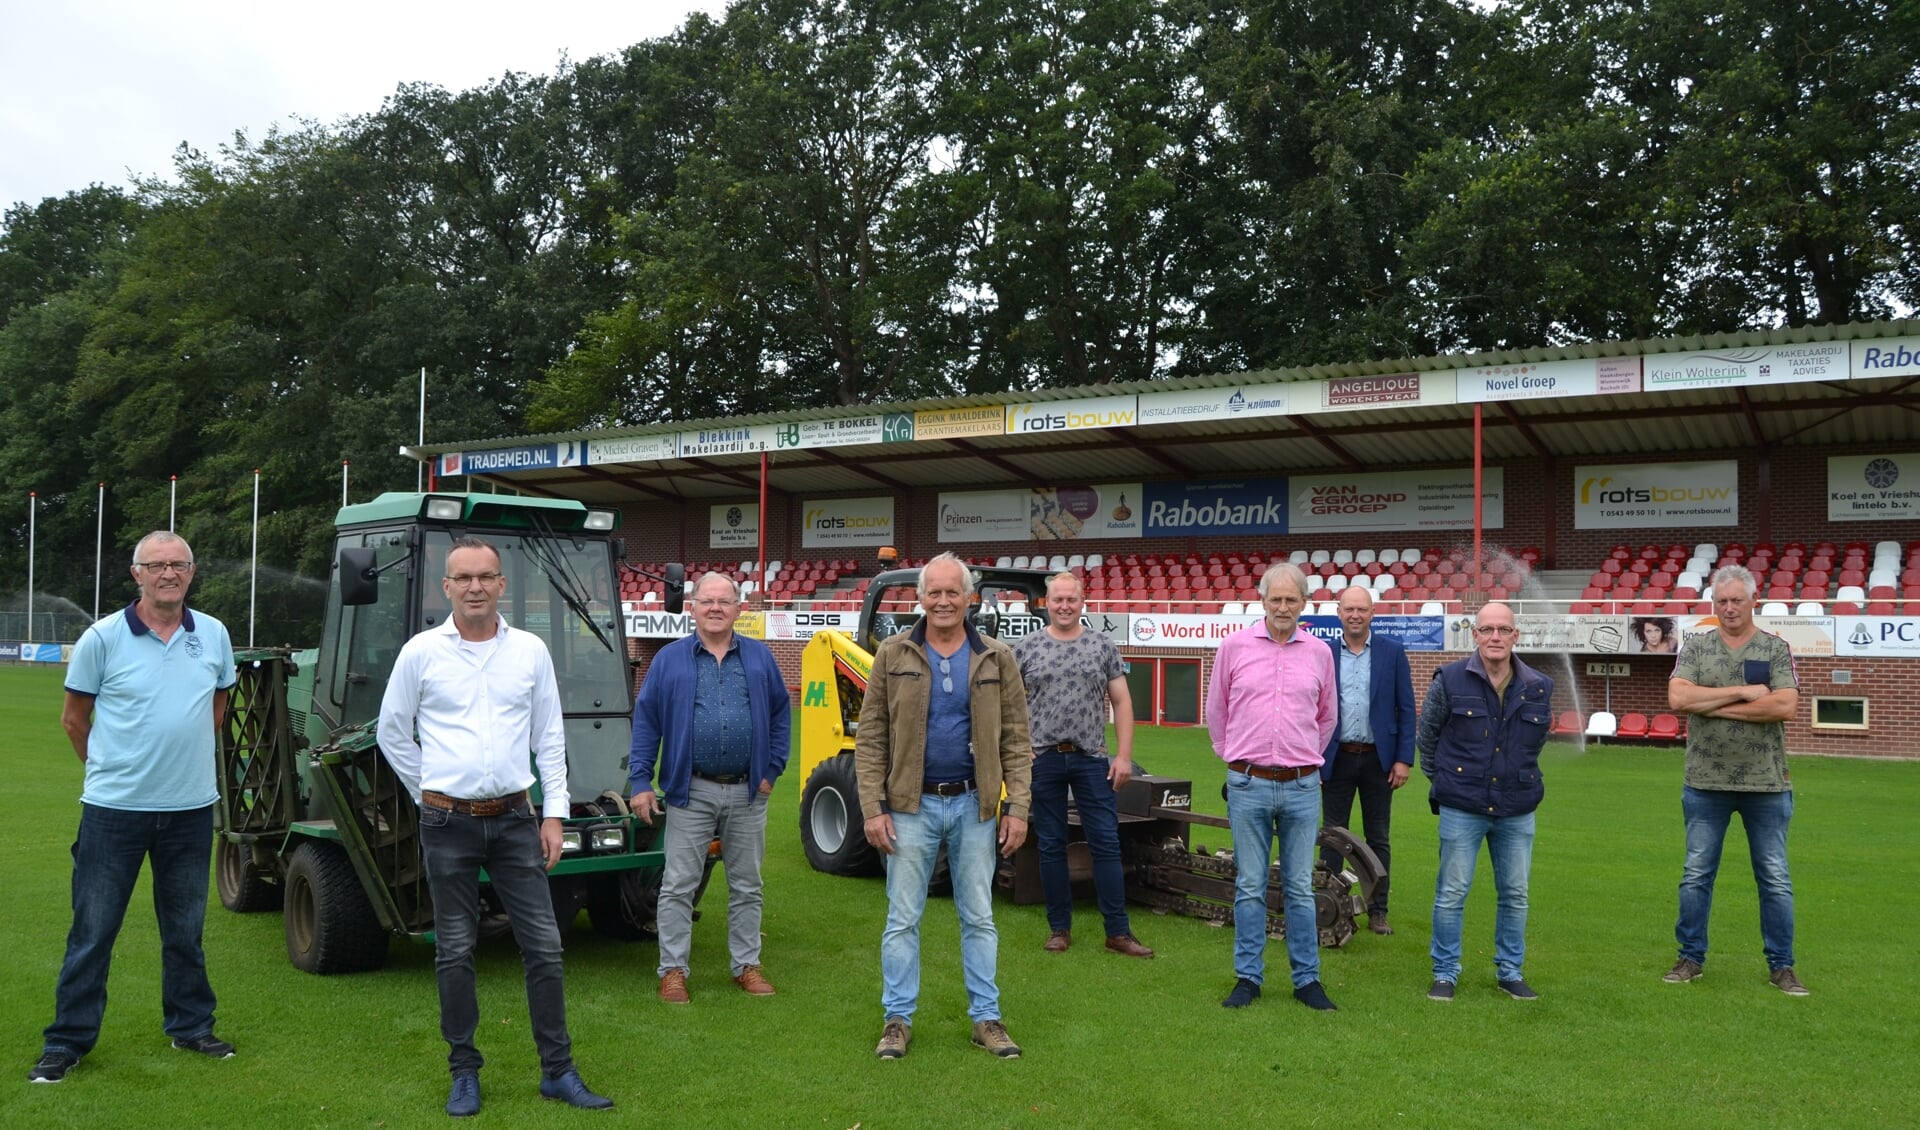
xmin=856 ymin=553 xmax=1032 ymax=1061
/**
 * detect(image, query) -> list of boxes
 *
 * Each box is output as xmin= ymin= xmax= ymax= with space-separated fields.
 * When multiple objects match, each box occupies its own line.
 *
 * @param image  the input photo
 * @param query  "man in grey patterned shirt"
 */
xmin=1665 ymin=564 xmax=1806 ymax=995
xmin=1012 ymin=572 xmax=1153 ymax=959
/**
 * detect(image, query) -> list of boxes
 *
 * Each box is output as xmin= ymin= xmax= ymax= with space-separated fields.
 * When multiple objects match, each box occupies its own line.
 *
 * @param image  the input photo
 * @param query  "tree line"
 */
xmin=2 ymin=0 xmax=1915 ymax=642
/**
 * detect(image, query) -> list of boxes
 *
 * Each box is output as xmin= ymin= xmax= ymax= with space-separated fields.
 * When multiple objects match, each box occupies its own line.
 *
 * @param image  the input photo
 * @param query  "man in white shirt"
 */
xmin=378 ymin=536 xmax=612 ymax=1117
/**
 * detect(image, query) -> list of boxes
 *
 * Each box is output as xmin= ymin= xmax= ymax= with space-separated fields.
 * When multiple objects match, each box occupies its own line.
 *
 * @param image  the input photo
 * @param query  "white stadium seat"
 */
xmin=1586 ymin=711 xmax=1618 ymax=738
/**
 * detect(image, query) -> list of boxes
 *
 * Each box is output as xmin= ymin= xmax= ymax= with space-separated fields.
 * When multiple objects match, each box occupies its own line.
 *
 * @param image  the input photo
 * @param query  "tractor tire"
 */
xmin=284 ymin=841 xmax=389 ymax=974
xmin=800 ymin=753 xmax=882 ymax=877
xmin=588 ymin=869 xmax=658 ymax=941
xmin=215 ymin=835 xmax=281 ymax=913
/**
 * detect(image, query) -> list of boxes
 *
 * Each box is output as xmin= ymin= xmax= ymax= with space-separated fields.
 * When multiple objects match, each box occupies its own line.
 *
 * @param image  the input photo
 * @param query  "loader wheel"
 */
xmin=800 ymin=753 xmax=882 ymax=877
xmin=284 ymin=841 xmax=388 ymax=974
xmin=216 ymin=835 xmax=281 ymax=913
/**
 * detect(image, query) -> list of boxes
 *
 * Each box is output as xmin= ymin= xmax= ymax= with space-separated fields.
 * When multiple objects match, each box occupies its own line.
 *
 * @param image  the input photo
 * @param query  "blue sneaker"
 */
xmin=446 ymin=1071 xmax=481 ymax=1117
xmin=540 ymin=1068 xmax=614 ymax=1110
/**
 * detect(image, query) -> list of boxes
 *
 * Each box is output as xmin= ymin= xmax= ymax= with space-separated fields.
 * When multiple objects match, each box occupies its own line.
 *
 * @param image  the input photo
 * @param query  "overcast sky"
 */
xmin=0 ymin=0 xmax=727 ymax=214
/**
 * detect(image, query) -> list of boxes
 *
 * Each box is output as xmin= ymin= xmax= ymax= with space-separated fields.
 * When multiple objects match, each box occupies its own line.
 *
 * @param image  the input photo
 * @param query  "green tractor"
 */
xmin=215 ymin=491 xmax=689 ymax=972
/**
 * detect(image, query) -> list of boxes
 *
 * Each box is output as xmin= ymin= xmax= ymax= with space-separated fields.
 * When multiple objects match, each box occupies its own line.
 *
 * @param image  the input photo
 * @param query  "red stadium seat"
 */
xmin=1551 ymin=710 xmax=1582 ymax=735
xmin=1617 ymin=712 xmax=1651 ymax=740
xmin=1650 ymin=714 xmax=1684 ymax=741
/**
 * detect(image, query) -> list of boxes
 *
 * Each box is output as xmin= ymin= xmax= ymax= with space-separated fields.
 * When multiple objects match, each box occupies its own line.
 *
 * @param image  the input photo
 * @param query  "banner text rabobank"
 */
xmin=1140 ymin=478 xmax=1288 ymax=538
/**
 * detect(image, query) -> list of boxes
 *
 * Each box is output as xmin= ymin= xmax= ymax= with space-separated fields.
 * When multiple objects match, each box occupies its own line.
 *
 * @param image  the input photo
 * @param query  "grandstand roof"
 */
xmin=412 ymin=319 xmax=1920 ymax=503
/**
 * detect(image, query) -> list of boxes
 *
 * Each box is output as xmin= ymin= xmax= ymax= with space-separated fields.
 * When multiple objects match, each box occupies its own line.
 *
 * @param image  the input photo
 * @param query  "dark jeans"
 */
xmin=43 ymin=803 xmax=219 ymax=1057
xmin=1031 ymin=752 xmax=1131 ymax=937
xmin=419 ymin=802 xmax=573 ymax=1078
xmin=1321 ymin=749 xmax=1394 ymax=915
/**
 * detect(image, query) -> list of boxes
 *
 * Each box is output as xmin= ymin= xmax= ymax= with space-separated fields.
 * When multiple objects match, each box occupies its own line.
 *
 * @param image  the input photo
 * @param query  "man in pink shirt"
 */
xmin=1206 ymin=561 xmax=1340 ymax=1011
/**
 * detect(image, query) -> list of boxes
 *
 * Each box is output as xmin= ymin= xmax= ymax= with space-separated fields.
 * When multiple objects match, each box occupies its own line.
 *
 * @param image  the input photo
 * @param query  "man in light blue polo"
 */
xmin=32 ymin=531 xmax=237 ymax=1084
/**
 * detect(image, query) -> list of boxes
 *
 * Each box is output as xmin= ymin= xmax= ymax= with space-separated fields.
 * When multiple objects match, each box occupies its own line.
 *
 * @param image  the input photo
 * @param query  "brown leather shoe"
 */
xmin=1044 ymin=931 xmax=1071 ymax=953
xmin=733 ymin=965 xmax=776 ymax=996
xmin=1105 ymin=933 xmax=1155 ymax=959
xmin=658 ymin=969 xmax=690 ymax=1004
xmin=1368 ymin=913 xmax=1394 ymax=936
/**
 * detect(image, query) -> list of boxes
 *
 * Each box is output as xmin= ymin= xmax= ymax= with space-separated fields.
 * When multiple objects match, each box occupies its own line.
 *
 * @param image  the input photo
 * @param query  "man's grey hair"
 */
xmin=692 ymin=570 xmax=742 ymax=601
xmin=917 ymin=551 xmax=976 ymax=598
xmin=1709 ymin=564 xmax=1757 ymax=599
xmin=131 ymin=530 xmax=192 ymax=567
xmin=1257 ymin=561 xmax=1310 ymax=599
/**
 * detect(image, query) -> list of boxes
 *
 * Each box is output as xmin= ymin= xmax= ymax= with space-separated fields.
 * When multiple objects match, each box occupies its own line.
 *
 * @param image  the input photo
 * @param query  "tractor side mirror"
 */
xmin=661 ymin=563 xmax=686 ymax=614
xmin=338 ymin=546 xmax=380 ymax=606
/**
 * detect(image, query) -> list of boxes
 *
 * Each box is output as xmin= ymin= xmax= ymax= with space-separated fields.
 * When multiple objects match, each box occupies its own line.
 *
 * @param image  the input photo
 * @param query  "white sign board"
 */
xmin=1852 ymin=336 xmax=1920 ymax=380
xmin=1574 ymin=460 xmax=1738 ymax=529
xmin=1004 ymin=395 xmax=1138 ymax=435
xmin=1454 ymin=357 xmax=1642 ymax=402
xmin=1291 ymin=468 xmax=1504 ymax=532
xmin=938 ymin=490 xmax=1027 ymax=543
xmin=1837 ymin=616 xmax=1920 ymax=657
xmin=1827 ymin=454 xmax=1920 ymax=522
xmin=1643 ymin=343 xmax=1846 ymax=391
xmin=800 ymin=497 xmax=894 ymax=547
xmin=1136 ymin=385 xmax=1290 ymax=425
xmin=709 ymin=503 xmax=759 ymax=548
xmin=1030 ymin=484 xmax=1143 ymax=541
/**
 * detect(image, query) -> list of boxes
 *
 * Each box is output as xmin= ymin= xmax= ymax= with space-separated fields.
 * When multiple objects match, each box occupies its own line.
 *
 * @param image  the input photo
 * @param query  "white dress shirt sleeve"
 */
xmin=529 ymin=642 xmax=569 ymax=819
xmin=377 ymin=637 xmax=427 ymax=804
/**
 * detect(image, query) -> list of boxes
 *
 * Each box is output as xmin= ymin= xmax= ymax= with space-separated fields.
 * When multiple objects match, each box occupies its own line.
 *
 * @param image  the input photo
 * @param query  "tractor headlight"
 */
xmin=590 ymin=825 xmax=627 ymax=852
xmin=583 ymin=510 xmax=616 ymax=531
xmin=559 ymin=830 xmax=584 ymax=853
xmin=423 ymin=496 xmax=465 ymax=521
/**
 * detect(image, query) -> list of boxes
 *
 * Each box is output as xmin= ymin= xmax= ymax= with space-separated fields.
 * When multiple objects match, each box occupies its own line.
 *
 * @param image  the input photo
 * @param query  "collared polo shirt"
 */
xmin=65 ymin=601 xmax=236 ymax=811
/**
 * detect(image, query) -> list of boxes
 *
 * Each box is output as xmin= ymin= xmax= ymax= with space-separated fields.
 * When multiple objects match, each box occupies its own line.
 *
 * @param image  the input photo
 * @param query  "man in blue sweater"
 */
xmin=1416 ymin=601 xmax=1553 ymax=1003
xmin=630 ymin=572 xmax=791 ymax=1003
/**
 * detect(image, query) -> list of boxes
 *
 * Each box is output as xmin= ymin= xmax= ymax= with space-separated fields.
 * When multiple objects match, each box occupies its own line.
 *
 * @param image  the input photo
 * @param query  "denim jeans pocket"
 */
xmin=418 ymin=804 xmax=452 ymax=829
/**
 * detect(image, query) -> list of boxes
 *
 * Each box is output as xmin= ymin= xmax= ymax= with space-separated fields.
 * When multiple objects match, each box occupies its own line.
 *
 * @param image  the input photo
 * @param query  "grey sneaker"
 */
xmin=29 ymin=1052 xmax=77 ymax=1083
xmin=1427 ymin=980 xmax=1455 ymax=1002
xmin=171 ymin=1033 xmax=236 ymax=1059
xmin=971 ymin=1019 xmax=1022 ymax=1058
xmin=1664 ymin=958 xmax=1704 ymax=983
xmin=875 ymin=1017 xmax=911 ymax=1060
xmin=1769 ymin=967 xmax=1810 ymax=996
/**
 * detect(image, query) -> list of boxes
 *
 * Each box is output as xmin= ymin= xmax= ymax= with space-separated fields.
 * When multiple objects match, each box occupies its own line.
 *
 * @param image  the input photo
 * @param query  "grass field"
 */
xmin=2 ymin=661 xmax=1915 ymax=1128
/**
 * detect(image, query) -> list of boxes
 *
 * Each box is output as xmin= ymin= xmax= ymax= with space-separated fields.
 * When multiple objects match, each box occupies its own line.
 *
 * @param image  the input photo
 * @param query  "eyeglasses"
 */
xmin=692 ymin=598 xmax=738 ymax=608
xmin=446 ymin=572 xmax=503 ymax=587
xmin=938 ymin=655 xmax=953 ymax=694
xmin=137 ymin=561 xmax=192 ymax=575
xmin=1474 ymin=625 xmax=1519 ymax=637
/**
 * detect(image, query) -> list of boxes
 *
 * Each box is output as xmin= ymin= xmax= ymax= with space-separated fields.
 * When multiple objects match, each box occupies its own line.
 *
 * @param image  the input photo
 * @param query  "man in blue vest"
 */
xmin=630 ymin=571 xmax=791 ymax=1004
xmin=1416 ymin=601 xmax=1553 ymax=1002
xmin=34 ymin=531 xmax=237 ymax=1084
xmin=1320 ymin=586 xmax=1417 ymax=936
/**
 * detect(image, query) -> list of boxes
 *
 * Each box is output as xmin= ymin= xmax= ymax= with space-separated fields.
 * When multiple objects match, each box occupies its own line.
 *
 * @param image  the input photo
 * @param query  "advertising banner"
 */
xmin=1574 ymin=460 xmax=1738 ymax=529
xmin=1852 ymin=336 xmax=1920 ymax=380
xmin=1126 ymin=613 xmax=1259 ymax=647
xmin=1444 ymin=614 xmax=1632 ymax=653
xmin=1454 ymin=357 xmax=1642 ymax=403
xmin=1136 ymin=385 xmax=1290 ymax=425
xmin=1005 ymin=395 xmax=1138 ymax=435
xmin=587 ymin=434 xmax=678 ymax=466
xmin=679 ymin=425 xmax=777 ymax=457
xmin=709 ymin=503 xmax=759 ymax=549
xmin=1029 ymin=484 xmax=1143 ymax=541
xmin=623 ymin=605 xmax=691 ymax=639
xmin=1837 ymin=616 xmax=1920 ymax=657
xmin=1309 ymin=370 xmax=1458 ymax=412
xmin=763 ymin=610 xmax=858 ymax=640
xmin=800 ymin=497 xmax=894 ymax=547
xmin=1140 ymin=478 xmax=1288 ymax=538
xmin=441 ymin=442 xmax=585 ymax=476
xmin=938 ymin=490 xmax=1027 ymax=542
xmin=1290 ymin=468 xmax=1503 ymax=532
xmin=775 ymin=415 xmax=886 ymax=450
xmin=914 ymin=406 xmax=1006 ymax=440
xmin=1643 ymin=343 xmax=1846 ymax=391
xmin=1827 ymin=454 xmax=1920 ymax=521
xmin=1301 ymin=615 xmax=1446 ymax=652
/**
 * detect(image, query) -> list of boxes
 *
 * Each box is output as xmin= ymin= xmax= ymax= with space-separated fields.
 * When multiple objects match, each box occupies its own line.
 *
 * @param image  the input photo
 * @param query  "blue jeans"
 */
xmin=1676 ymin=787 xmax=1795 ymax=970
xmin=1431 ymin=806 xmax=1534 ymax=984
xmin=43 ymin=803 xmax=219 ymax=1057
xmin=1225 ymin=771 xmax=1320 ymax=988
xmin=419 ymin=802 xmax=573 ymax=1077
xmin=1030 ymin=752 xmax=1131 ymax=937
xmin=880 ymin=792 xmax=1001 ymax=1023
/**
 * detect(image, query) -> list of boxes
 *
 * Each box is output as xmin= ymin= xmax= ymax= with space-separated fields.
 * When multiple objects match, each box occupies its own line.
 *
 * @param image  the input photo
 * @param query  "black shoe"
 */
xmin=1427 ymin=980 xmax=1455 ymax=1002
xmin=1293 ymin=980 xmax=1339 ymax=1011
xmin=29 ymin=1052 xmax=78 ymax=1083
xmin=446 ymin=1071 xmax=481 ymax=1117
xmin=171 ymin=1034 xmax=236 ymax=1059
xmin=1221 ymin=978 xmax=1262 ymax=1008
xmin=540 ymin=1068 xmax=614 ymax=1110
xmin=1498 ymin=978 xmax=1539 ymax=1001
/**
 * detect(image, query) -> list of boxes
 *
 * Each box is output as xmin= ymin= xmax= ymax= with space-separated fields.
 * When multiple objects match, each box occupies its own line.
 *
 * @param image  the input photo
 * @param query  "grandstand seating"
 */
xmin=1585 ymin=711 xmax=1618 ymax=739
xmin=1616 ymin=712 xmax=1651 ymax=740
xmin=1551 ymin=710 xmax=1583 ymax=736
xmin=1649 ymin=713 xmax=1685 ymax=742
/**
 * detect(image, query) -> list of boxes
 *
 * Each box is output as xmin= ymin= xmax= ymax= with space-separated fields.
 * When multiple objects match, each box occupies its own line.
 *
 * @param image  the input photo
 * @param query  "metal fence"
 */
xmin=0 ymin=610 xmax=95 ymax=644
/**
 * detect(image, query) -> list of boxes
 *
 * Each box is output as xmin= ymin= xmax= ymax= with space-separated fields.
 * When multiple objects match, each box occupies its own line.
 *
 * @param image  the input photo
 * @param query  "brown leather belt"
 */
xmin=923 ymin=780 xmax=975 ymax=797
xmin=1229 ymin=761 xmax=1317 ymax=783
xmin=421 ymin=789 xmax=526 ymax=817
xmin=1048 ymin=742 xmax=1081 ymax=753
xmin=1338 ymin=742 xmax=1377 ymax=754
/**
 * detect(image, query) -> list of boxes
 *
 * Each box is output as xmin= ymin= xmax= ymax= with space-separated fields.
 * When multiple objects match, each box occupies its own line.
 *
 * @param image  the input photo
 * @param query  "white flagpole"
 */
xmin=26 ymin=492 xmax=35 ymax=643
xmin=342 ymin=459 xmax=350 ymax=508
xmin=416 ymin=367 xmax=427 ymax=490
xmin=249 ymin=469 xmax=260 ymax=647
xmin=169 ymin=474 xmax=177 ymax=530
xmin=94 ymin=482 xmax=105 ymax=621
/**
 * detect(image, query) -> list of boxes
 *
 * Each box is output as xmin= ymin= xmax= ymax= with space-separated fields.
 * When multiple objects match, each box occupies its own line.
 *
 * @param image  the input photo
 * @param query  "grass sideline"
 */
xmin=2 ymin=662 xmax=1915 ymax=1128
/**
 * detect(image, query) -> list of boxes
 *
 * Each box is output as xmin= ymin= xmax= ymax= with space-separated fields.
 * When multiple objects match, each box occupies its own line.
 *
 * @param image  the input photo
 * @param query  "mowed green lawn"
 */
xmin=2 ymin=661 xmax=1915 ymax=1129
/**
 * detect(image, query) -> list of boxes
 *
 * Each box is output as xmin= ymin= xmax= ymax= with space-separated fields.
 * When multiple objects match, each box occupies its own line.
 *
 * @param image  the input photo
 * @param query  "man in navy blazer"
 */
xmin=1320 ymin=585 xmax=1417 ymax=935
